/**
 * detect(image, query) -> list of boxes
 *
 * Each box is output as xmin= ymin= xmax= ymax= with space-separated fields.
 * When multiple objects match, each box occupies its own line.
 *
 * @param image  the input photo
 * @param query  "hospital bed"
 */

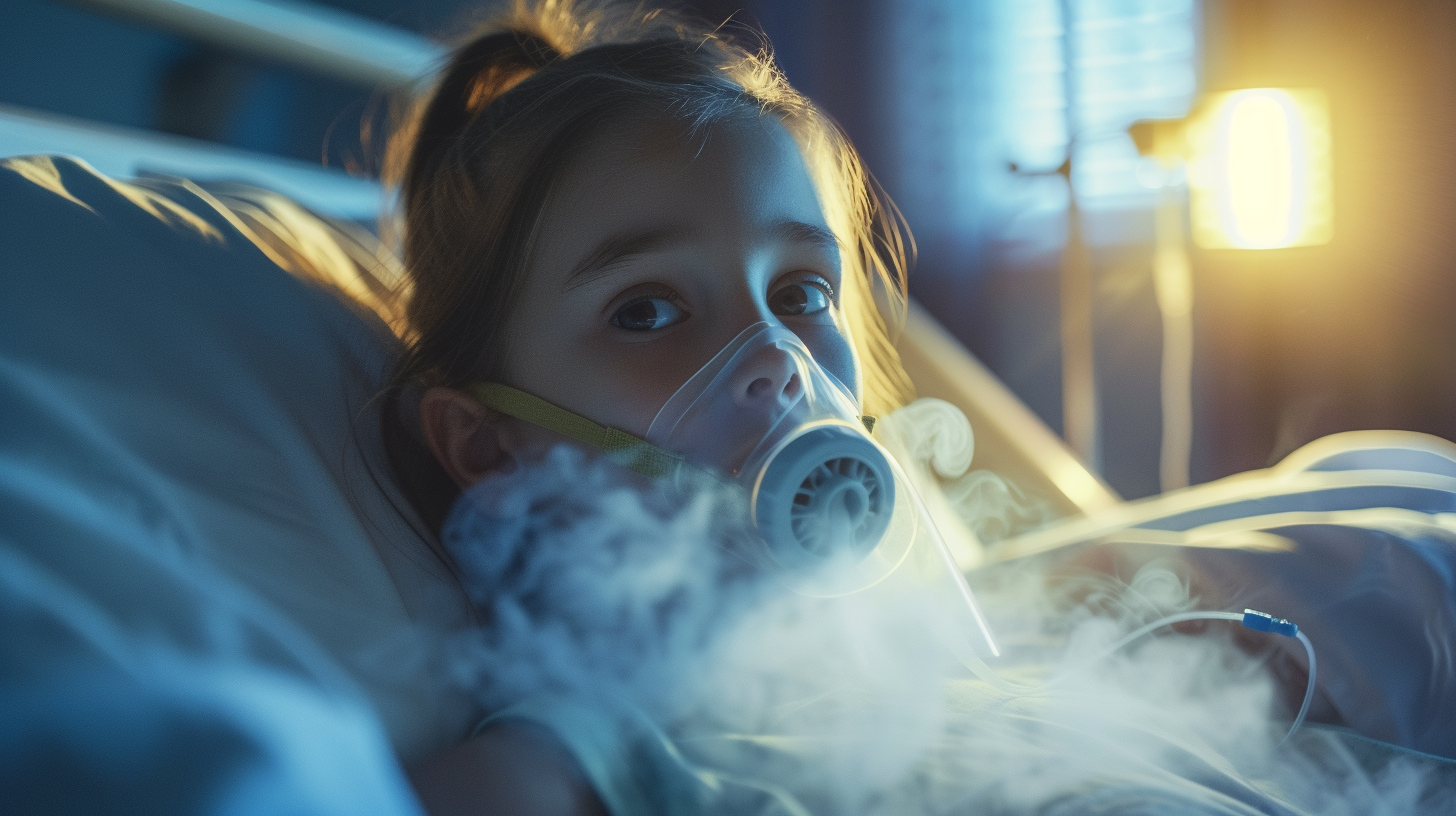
xmin=4 ymin=0 xmax=1453 ymax=811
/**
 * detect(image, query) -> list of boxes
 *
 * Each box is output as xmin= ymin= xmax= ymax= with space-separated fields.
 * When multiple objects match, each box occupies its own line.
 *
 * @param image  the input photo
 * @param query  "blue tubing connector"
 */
xmin=1242 ymin=609 xmax=1300 ymax=638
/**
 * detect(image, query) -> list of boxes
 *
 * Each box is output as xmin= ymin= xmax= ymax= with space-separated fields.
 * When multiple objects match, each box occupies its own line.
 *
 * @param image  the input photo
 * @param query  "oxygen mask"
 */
xmin=470 ymin=322 xmax=998 ymax=654
xmin=640 ymin=323 xmax=903 ymax=585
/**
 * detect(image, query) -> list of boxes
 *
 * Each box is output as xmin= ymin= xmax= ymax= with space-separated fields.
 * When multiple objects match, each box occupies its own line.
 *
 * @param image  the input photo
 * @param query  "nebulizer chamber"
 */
xmin=638 ymin=322 xmax=1000 ymax=660
xmin=643 ymin=323 xmax=901 ymax=573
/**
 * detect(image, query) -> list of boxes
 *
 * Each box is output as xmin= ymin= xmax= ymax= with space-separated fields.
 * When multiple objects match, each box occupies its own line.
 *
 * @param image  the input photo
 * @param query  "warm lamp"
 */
xmin=1187 ymin=88 xmax=1332 ymax=249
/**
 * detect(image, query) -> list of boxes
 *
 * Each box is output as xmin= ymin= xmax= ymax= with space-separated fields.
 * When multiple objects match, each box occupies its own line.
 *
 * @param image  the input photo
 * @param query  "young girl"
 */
xmin=378 ymin=3 xmax=919 ymax=812
xmin=379 ymin=3 xmax=1455 ymax=815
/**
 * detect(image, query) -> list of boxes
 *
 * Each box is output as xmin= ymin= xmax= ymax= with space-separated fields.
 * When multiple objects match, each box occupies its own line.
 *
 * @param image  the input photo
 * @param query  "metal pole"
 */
xmin=1058 ymin=168 xmax=1101 ymax=473
xmin=1155 ymin=182 xmax=1194 ymax=491
xmin=1058 ymin=0 xmax=1101 ymax=473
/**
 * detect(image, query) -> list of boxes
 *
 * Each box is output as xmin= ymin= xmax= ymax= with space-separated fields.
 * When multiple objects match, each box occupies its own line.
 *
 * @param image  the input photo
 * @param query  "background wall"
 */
xmin=6 ymin=0 xmax=1454 ymax=501
xmin=1191 ymin=0 xmax=1456 ymax=481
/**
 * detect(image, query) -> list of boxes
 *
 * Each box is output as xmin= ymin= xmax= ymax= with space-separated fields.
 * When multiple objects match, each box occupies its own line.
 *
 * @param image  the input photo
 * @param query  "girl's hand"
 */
xmin=409 ymin=721 xmax=608 ymax=816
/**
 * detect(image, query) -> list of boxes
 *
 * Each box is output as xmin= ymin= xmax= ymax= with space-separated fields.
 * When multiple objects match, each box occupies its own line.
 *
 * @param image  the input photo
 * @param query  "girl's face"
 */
xmin=498 ymin=114 xmax=858 ymax=446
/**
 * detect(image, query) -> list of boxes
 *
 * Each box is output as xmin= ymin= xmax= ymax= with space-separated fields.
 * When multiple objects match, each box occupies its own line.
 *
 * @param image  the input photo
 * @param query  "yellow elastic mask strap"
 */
xmin=467 ymin=382 xmax=685 ymax=480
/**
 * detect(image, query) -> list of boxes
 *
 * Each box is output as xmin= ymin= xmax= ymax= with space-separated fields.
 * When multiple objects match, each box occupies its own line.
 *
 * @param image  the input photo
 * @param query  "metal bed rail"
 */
xmin=64 ymin=0 xmax=444 ymax=89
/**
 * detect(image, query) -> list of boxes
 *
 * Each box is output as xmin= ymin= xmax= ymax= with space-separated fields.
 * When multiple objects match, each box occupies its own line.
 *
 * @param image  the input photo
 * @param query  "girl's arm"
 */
xmin=409 ymin=721 xmax=609 ymax=816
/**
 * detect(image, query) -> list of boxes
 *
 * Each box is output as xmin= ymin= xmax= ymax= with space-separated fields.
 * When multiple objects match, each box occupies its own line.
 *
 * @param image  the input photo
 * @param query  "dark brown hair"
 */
xmin=382 ymin=0 xmax=915 ymax=534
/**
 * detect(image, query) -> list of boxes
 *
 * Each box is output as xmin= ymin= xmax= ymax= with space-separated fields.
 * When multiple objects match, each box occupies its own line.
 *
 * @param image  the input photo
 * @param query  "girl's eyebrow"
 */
xmin=770 ymin=219 xmax=843 ymax=256
xmin=565 ymin=226 xmax=689 ymax=291
xmin=564 ymin=219 xmax=842 ymax=291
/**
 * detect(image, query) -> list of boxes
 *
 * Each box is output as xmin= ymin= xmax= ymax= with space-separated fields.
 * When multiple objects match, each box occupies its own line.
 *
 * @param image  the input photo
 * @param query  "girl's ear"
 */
xmin=419 ymin=386 xmax=518 ymax=488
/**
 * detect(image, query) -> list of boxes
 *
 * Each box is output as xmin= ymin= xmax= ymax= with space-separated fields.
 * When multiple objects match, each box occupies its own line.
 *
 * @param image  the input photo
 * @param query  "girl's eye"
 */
xmin=769 ymin=279 xmax=833 ymax=317
xmin=610 ymin=296 xmax=686 ymax=331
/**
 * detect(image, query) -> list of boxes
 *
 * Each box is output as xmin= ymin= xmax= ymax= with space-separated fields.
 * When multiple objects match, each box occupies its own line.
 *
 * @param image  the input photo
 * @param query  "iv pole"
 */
xmin=1057 ymin=0 xmax=1101 ymax=474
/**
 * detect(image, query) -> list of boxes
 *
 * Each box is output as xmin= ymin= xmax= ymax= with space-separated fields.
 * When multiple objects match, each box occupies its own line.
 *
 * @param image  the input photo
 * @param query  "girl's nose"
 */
xmin=732 ymin=342 xmax=803 ymax=411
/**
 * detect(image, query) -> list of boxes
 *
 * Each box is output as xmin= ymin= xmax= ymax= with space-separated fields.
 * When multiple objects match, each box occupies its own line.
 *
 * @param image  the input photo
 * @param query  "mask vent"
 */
xmin=790 ymin=457 xmax=887 ymax=557
xmin=753 ymin=424 xmax=896 ymax=570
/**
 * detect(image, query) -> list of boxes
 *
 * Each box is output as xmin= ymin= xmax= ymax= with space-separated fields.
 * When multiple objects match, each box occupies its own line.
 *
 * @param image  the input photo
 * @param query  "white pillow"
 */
xmin=0 ymin=155 xmax=474 ymax=762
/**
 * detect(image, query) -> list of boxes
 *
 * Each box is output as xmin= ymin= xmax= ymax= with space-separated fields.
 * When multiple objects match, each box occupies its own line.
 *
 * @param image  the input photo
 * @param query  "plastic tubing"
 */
xmin=962 ymin=609 xmax=1317 ymax=746
xmin=1084 ymin=609 xmax=1317 ymax=746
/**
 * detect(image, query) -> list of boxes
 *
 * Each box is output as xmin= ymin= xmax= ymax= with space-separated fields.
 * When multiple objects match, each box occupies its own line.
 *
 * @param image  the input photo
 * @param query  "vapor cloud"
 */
xmin=439 ymin=446 xmax=1452 ymax=815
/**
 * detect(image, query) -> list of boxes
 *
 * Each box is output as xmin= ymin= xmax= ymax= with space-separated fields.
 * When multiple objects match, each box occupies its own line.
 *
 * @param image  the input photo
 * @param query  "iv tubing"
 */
xmin=965 ymin=609 xmax=1317 ymax=745
xmin=1088 ymin=609 xmax=1317 ymax=745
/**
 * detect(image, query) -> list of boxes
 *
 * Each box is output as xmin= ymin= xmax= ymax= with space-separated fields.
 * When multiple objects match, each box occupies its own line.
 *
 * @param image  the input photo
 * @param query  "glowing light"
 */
xmin=1188 ymin=88 xmax=1332 ymax=249
xmin=1224 ymin=93 xmax=1297 ymax=246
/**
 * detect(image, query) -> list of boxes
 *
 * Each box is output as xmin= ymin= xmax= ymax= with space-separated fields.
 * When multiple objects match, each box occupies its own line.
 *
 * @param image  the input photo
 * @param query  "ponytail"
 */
xmin=405 ymin=31 xmax=560 ymax=189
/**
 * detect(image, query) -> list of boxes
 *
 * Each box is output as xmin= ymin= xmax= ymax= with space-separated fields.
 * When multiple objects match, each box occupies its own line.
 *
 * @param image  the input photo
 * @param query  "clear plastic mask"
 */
xmin=644 ymin=323 xmax=903 ymax=585
xmin=648 ymin=325 xmax=996 ymax=655
xmin=469 ymin=321 xmax=999 ymax=656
